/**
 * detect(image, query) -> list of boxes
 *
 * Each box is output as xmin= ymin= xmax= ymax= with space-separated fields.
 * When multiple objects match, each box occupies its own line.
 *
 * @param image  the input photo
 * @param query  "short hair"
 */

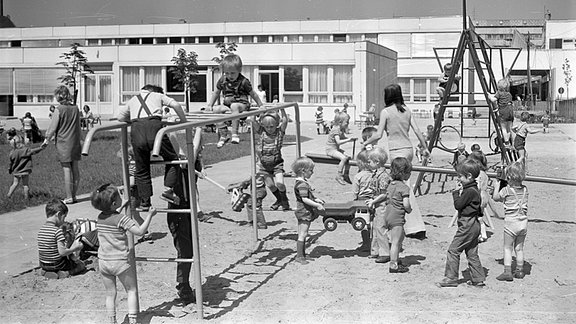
xmin=457 ymin=142 xmax=466 ymax=150
xmin=317 ymin=106 xmax=323 ymax=111
xmin=45 ymin=198 xmax=68 ymax=218
xmin=291 ymin=157 xmax=315 ymax=175
xmin=333 ymin=112 xmax=349 ymax=126
xmin=356 ymin=149 xmax=370 ymax=171
xmin=91 ymin=184 xmax=120 ymax=212
xmin=497 ymin=79 xmax=509 ymax=91
xmin=260 ymin=112 xmax=280 ymax=127
xmin=443 ymin=63 xmax=453 ymax=73
xmin=367 ymin=146 xmax=388 ymax=167
xmin=506 ymin=161 xmax=526 ymax=183
xmin=220 ymin=54 xmax=243 ymax=71
xmin=49 ymin=105 xmax=56 ymax=112
xmin=361 ymin=126 xmax=377 ymax=142
xmin=426 ymin=124 xmax=434 ymax=131
xmin=520 ymin=111 xmax=530 ymax=122
xmin=456 ymin=159 xmax=480 ymax=179
xmin=83 ymin=105 xmax=90 ymax=111
xmin=390 ymin=157 xmax=412 ymax=181
xmin=9 ymin=134 xmax=24 ymax=149
xmin=54 ymin=85 xmax=72 ymax=105
xmin=468 ymin=151 xmax=487 ymax=171
xmin=142 ymin=84 xmax=164 ymax=93
xmin=471 ymin=143 xmax=481 ymax=152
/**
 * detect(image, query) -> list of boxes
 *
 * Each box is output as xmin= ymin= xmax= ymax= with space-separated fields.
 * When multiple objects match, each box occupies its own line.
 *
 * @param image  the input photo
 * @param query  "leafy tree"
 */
xmin=562 ymin=58 xmax=572 ymax=99
xmin=169 ymin=48 xmax=199 ymax=112
xmin=211 ymin=42 xmax=238 ymax=69
xmin=56 ymin=42 xmax=93 ymax=104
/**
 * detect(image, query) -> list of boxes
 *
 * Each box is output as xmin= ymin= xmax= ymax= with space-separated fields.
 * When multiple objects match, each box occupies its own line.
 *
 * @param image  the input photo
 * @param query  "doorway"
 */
xmin=259 ymin=73 xmax=279 ymax=103
xmin=84 ymin=74 xmax=113 ymax=116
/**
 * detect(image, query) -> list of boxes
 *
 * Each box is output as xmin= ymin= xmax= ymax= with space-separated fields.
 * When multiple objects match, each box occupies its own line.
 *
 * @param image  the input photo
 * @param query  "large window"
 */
xmin=15 ymin=69 xmax=62 ymax=103
xmin=121 ymin=67 xmax=139 ymax=102
xmin=284 ymin=66 xmax=303 ymax=103
xmin=308 ymin=66 xmax=327 ymax=103
xmin=397 ymin=78 xmax=411 ymax=100
xmin=333 ymin=66 xmax=353 ymax=103
xmin=144 ymin=67 xmax=162 ymax=87
xmin=413 ymin=79 xmax=427 ymax=102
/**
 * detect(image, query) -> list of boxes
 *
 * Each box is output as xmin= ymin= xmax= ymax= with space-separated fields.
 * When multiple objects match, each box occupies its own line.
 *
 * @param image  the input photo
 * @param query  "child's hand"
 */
xmin=365 ymin=199 xmax=375 ymax=209
xmin=316 ymin=203 xmax=325 ymax=211
xmin=148 ymin=207 xmax=158 ymax=217
xmin=453 ymin=181 xmax=463 ymax=192
xmin=71 ymin=239 xmax=84 ymax=252
xmin=315 ymin=198 xmax=325 ymax=204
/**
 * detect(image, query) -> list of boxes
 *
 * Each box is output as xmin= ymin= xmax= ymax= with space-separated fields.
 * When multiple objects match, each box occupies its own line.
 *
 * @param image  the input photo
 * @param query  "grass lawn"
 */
xmin=1 ymin=130 xmax=290 ymax=214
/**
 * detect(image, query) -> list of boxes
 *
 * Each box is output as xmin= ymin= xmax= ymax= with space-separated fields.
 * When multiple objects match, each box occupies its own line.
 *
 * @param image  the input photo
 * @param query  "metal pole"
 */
xmin=250 ymin=122 xmax=259 ymax=248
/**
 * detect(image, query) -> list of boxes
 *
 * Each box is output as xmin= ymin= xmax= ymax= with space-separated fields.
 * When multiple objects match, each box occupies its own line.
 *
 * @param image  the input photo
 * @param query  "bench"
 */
xmin=305 ymin=153 xmax=358 ymax=166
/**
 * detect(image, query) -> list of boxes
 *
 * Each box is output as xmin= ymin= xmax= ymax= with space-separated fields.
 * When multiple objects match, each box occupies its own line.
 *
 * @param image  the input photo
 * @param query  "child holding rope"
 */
xmin=92 ymin=184 xmax=157 ymax=324
xmin=206 ymin=54 xmax=264 ymax=148
xmin=326 ymin=112 xmax=357 ymax=185
xmin=292 ymin=157 xmax=325 ymax=265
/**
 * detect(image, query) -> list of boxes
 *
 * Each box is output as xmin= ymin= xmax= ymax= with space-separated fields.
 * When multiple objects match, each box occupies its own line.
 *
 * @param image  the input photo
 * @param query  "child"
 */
xmin=471 ymin=143 xmax=481 ymax=152
xmin=416 ymin=125 xmax=434 ymax=163
xmin=20 ymin=112 xmax=37 ymax=143
xmin=314 ymin=106 xmax=326 ymax=135
xmin=490 ymin=78 xmax=514 ymax=148
xmin=436 ymin=63 xmax=461 ymax=102
xmin=37 ymin=199 xmax=85 ymax=279
xmin=366 ymin=147 xmax=392 ymax=264
xmin=326 ymin=112 xmax=357 ymax=185
xmin=330 ymin=108 xmax=340 ymax=129
xmin=292 ymin=157 xmax=325 ymax=265
xmin=437 ymin=159 xmax=486 ymax=287
xmin=206 ymin=54 xmax=264 ymax=148
xmin=92 ymin=184 xmax=157 ymax=324
xmin=7 ymin=133 xmax=45 ymax=199
xmin=542 ymin=111 xmax=550 ymax=133
xmin=512 ymin=111 xmax=543 ymax=166
xmin=228 ymin=174 xmax=269 ymax=229
xmin=452 ymin=142 xmax=469 ymax=169
xmin=272 ymin=94 xmax=279 ymax=104
xmin=250 ymin=110 xmax=291 ymax=211
xmin=383 ymin=157 xmax=413 ymax=273
xmin=353 ymin=149 xmax=374 ymax=253
xmin=492 ymin=161 xmax=529 ymax=281
xmin=361 ymin=126 xmax=378 ymax=151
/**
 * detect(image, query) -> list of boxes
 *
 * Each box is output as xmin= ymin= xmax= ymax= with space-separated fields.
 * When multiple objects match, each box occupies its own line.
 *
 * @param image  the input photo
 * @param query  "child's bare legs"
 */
xmin=328 ymin=150 xmax=350 ymax=185
xmin=229 ymin=103 xmax=247 ymax=143
xmin=101 ymin=272 xmax=119 ymax=323
xmin=296 ymin=221 xmax=310 ymax=264
xmin=118 ymin=268 xmax=139 ymax=324
xmin=513 ymin=234 xmax=526 ymax=278
xmin=436 ymin=87 xmax=445 ymax=101
xmin=389 ymin=226 xmax=406 ymax=272
xmin=479 ymin=221 xmax=487 ymax=241
xmin=62 ymin=161 xmax=80 ymax=201
xmin=496 ymin=231 xmax=515 ymax=281
xmin=501 ymin=121 xmax=513 ymax=146
xmin=7 ymin=176 xmax=21 ymax=198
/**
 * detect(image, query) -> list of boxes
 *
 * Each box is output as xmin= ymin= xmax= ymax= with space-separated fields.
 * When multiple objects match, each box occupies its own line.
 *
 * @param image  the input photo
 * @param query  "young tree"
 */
xmin=56 ymin=42 xmax=93 ymax=105
xmin=562 ymin=58 xmax=572 ymax=100
xmin=170 ymin=48 xmax=199 ymax=113
xmin=211 ymin=42 xmax=238 ymax=68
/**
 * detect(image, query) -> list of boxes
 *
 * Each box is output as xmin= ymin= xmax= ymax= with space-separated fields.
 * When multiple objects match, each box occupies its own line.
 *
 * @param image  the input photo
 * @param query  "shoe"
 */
xmin=161 ymin=189 xmax=180 ymax=205
xmin=375 ymin=256 xmax=391 ymax=264
xmin=231 ymin=134 xmax=240 ymax=144
xmin=356 ymin=245 xmax=370 ymax=253
xmin=295 ymin=257 xmax=309 ymax=265
xmin=63 ymin=198 xmax=76 ymax=204
xmin=466 ymin=280 xmax=486 ymax=287
xmin=514 ymin=270 xmax=525 ymax=279
xmin=57 ymin=270 xmax=70 ymax=279
xmin=343 ymin=174 xmax=352 ymax=184
xmin=335 ymin=176 xmax=347 ymax=185
xmin=496 ymin=272 xmax=514 ymax=282
xmin=389 ymin=264 xmax=409 ymax=273
xmin=216 ymin=136 xmax=229 ymax=148
xmin=436 ymin=277 xmax=459 ymax=288
xmin=270 ymin=200 xmax=281 ymax=210
xmin=368 ymin=255 xmax=379 ymax=259
xmin=197 ymin=211 xmax=212 ymax=222
xmin=478 ymin=236 xmax=487 ymax=243
xmin=176 ymin=283 xmax=196 ymax=302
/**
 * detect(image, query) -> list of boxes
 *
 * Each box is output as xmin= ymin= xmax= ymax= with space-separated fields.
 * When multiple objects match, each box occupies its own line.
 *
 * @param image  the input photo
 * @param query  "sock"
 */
xmin=296 ymin=240 xmax=304 ymax=258
xmin=516 ymin=263 xmax=524 ymax=272
xmin=504 ymin=265 xmax=512 ymax=274
xmin=128 ymin=314 xmax=137 ymax=324
xmin=390 ymin=261 xmax=398 ymax=269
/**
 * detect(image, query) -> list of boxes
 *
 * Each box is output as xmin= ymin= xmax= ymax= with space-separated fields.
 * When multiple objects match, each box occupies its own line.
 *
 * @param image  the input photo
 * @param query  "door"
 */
xmin=259 ymin=73 xmax=279 ymax=103
xmin=84 ymin=74 xmax=113 ymax=116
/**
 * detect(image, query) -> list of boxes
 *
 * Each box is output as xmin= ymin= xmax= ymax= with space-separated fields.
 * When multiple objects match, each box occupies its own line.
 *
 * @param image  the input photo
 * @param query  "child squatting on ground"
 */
xmin=326 ymin=112 xmax=357 ymax=185
xmin=492 ymin=161 xmax=529 ymax=281
xmin=206 ymin=54 xmax=264 ymax=148
xmin=37 ymin=199 xmax=86 ymax=279
xmin=437 ymin=159 xmax=486 ymax=288
xmin=7 ymin=130 xmax=45 ymax=199
xmin=250 ymin=109 xmax=291 ymax=211
xmin=292 ymin=157 xmax=325 ymax=265
xmin=92 ymin=184 xmax=157 ymax=324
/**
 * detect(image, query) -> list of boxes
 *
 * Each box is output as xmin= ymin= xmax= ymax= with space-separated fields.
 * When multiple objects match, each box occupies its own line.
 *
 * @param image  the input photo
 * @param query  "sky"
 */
xmin=3 ymin=0 xmax=575 ymax=28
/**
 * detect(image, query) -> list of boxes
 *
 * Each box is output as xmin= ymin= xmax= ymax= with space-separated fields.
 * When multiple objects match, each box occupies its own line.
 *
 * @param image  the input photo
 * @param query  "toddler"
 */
xmin=512 ymin=111 xmax=543 ymax=166
xmin=542 ymin=111 xmax=550 ymax=133
xmin=452 ymin=142 xmax=469 ymax=169
xmin=292 ymin=157 xmax=325 ymax=265
xmin=326 ymin=112 xmax=357 ymax=185
xmin=490 ymin=79 xmax=514 ymax=148
xmin=492 ymin=161 xmax=529 ymax=281
xmin=352 ymin=149 xmax=374 ymax=253
xmin=206 ymin=54 xmax=264 ymax=147
xmin=92 ymin=184 xmax=157 ymax=324
xmin=383 ymin=157 xmax=413 ymax=273
xmin=314 ymin=106 xmax=327 ymax=135
xmin=437 ymin=159 xmax=486 ymax=287
xmin=7 ymin=132 xmax=45 ymax=199
xmin=37 ymin=199 xmax=85 ymax=279
xmin=436 ymin=63 xmax=461 ymax=102
xmin=361 ymin=126 xmax=377 ymax=151
xmin=416 ymin=124 xmax=434 ymax=163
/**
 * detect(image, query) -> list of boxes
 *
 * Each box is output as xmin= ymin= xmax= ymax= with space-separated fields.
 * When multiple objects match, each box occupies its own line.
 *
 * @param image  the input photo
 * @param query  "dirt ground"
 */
xmin=0 ymin=120 xmax=575 ymax=324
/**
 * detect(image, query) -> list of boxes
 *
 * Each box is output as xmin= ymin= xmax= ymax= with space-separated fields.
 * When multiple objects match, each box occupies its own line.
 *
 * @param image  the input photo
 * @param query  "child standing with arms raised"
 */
xmin=326 ymin=112 xmax=357 ymax=185
xmin=437 ymin=159 xmax=486 ymax=287
xmin=292 ymin=157 xmax=325 ymax=265
xmin=92 ymin=184 xmax=157 ymax=324
xmin=492 ymin=161 xmax=529 ymax=281
xmin=207 ymin=54 xmax=264 ymax=148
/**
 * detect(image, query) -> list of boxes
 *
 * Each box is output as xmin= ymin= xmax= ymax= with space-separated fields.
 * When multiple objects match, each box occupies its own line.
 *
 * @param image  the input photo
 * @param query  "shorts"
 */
xmin=513 ymin=135 xmax=526 ymax=151
xmin=543 ymin=120 xmax=549 ymax=127
xmin=326 ymin=148 xmax=346 ymax=158
xmin=257 ymin=160 xmax=285 ymax=176
xmin=223 ymin=96 xmax=250 ymax=108
xmin=498 ymin=106 xmax=514 ymax=123
xmin=40 ymin=257 xmax=74 ymax=272
xmin=295 ymin=206 xmax=318 ymax=222
xmin=99 ymin=259 xmax=131 ymax=276
xmin=504 ymin=219 xmax=527 ymax=239
xmin=383 ymin=206 xmax=406 ymax=229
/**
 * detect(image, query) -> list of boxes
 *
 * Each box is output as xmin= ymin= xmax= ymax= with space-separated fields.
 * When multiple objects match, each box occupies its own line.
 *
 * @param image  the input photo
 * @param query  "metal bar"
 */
xmin=135 ymin=257 xmax=194 ymax=263
xmin=250 ymin=120 xmax=259 ymax=247
xmin=81 ymin=122 xmax=128 ymax=156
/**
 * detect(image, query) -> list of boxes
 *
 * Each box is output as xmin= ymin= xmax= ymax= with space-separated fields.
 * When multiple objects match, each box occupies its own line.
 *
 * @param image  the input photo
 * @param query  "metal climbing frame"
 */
xmin=82 ymin=102 xmax=302 ymax=320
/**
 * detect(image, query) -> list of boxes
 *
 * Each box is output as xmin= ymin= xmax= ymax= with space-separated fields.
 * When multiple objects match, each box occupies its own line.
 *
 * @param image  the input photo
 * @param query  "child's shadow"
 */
xmin=495 ymin=258 xmax=533 ymax=276
xmin=309 ymin=245 xmax=364 ymax=259
xmin=402 ymin=255 xmax=426 ymax=266
xmin=136 ymin=232 xmax=168 ymax=245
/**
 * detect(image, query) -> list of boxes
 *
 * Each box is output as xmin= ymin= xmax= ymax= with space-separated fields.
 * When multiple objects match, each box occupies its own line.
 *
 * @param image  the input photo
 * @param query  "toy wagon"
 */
xmin=319 ymin=200 xmax=372 ymax=232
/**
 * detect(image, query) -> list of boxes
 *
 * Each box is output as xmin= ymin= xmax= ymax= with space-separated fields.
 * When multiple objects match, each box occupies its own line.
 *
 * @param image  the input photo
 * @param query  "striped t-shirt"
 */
xmin=97 ymin=212 xmax=137 ymax=261
xmin=37 ymin=222 xmax=65 ymax=264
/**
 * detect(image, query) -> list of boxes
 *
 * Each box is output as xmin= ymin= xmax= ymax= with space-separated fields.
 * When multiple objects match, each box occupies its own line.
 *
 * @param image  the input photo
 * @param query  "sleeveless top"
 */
xmin=382 ymin=105 xmax=412 ymax=151
xmin=257 ymin=127 xmax=284 ymax=167
xmin=500 ymin=186 xmax=528 ymax=222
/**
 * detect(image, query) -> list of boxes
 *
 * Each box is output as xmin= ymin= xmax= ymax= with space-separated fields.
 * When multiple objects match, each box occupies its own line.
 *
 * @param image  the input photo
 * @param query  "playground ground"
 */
xmin=0 ymin=118 xmax=575 ymax=323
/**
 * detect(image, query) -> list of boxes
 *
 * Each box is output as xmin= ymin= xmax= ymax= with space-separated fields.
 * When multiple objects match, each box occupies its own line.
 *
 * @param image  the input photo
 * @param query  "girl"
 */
xmin=366 ymin=147 xmax=392 ymax=264
xmin=490 ymin=79 xmax=514 ymax=148
xmin=92 ymin=184 xmax=157 ymax=324
xmin=383 ymin=157 xmax=413 ymax=273
xmin=492 ymin=161 xmax=529 ymax=281
xmin=292 ymin=157 xmax=325 ymax=265
xmin=314 ymin=106 xmax=326 ymax=135
xmin=512 ymin=111 xmax=543 ymax=167
xmin=250 ymin=109 xmax=290 ymax=211
xmin=7 ymin=133 xmax=45 ymax=199
xmin=326 ymin=112 xmax=357 ymax=185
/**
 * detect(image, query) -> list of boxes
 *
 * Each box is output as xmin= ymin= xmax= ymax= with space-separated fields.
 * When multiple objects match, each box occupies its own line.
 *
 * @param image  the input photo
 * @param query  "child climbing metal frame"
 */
xmin=414 ymin=18 xmax=521 ymax=192
xmin=82 ymin=103 xmax=302 ymax=320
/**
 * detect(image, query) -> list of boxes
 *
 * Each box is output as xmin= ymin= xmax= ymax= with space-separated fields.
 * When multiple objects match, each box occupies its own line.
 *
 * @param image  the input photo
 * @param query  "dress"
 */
xmin=45 ymin=104 xmax=82 ymax=163
xmin=381 ymin=105 xmax=413 ymax=160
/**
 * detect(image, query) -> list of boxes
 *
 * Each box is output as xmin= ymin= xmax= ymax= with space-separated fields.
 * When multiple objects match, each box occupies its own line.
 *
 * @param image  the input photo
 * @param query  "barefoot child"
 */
xmin=7 ymin=132 xmax=45 ymax=199
xmin=206 ymin=54 xmax=264 ymax=148
xmin=326 ymin=112 xmax=357 ymax=185
xmin=437 ymin=159 xmax=486 ymax=287
xmin=92 ymin=184 xmax=157 ymax=324
xmin=292 ymin=157 xmax=325 ymax=265
xmin=492 ymin=161 xmax=529 ymax=281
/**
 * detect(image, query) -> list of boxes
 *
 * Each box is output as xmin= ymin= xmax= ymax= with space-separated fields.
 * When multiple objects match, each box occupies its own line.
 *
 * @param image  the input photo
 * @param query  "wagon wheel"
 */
xmin=351 ymin=217 xmax=366 ymax=231
xmin=324 ymin=218 xmax=338 ymax=231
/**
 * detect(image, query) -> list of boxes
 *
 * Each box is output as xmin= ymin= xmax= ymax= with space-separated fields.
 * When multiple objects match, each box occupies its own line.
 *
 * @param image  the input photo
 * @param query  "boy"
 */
xmin=207 ymin=54 xmax=265 ymax=148
xmin=437 ymin=159 xmax=486 ymax=287
xmin=7 ymin=132 xmax=45 ymax=199
xmin=361 ymin=126 xmax=378 ymax=151
xmin=37 ymin=199 xmax=85 ymax=279
xmin=452 ymin=142 xmax=469 ymax=169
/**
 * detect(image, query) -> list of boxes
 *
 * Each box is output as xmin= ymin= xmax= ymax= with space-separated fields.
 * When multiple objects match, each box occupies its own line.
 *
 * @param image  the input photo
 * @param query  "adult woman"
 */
xmin=362 ymin=83 xmax=428 ymax=237
xmin=42 ymin=86 xmax=82 ymax=204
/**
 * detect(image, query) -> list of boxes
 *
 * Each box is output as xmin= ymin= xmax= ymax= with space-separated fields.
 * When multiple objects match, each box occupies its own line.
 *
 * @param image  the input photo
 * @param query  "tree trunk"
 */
xmin=185 ymin=85 xmax=190 ymax=113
